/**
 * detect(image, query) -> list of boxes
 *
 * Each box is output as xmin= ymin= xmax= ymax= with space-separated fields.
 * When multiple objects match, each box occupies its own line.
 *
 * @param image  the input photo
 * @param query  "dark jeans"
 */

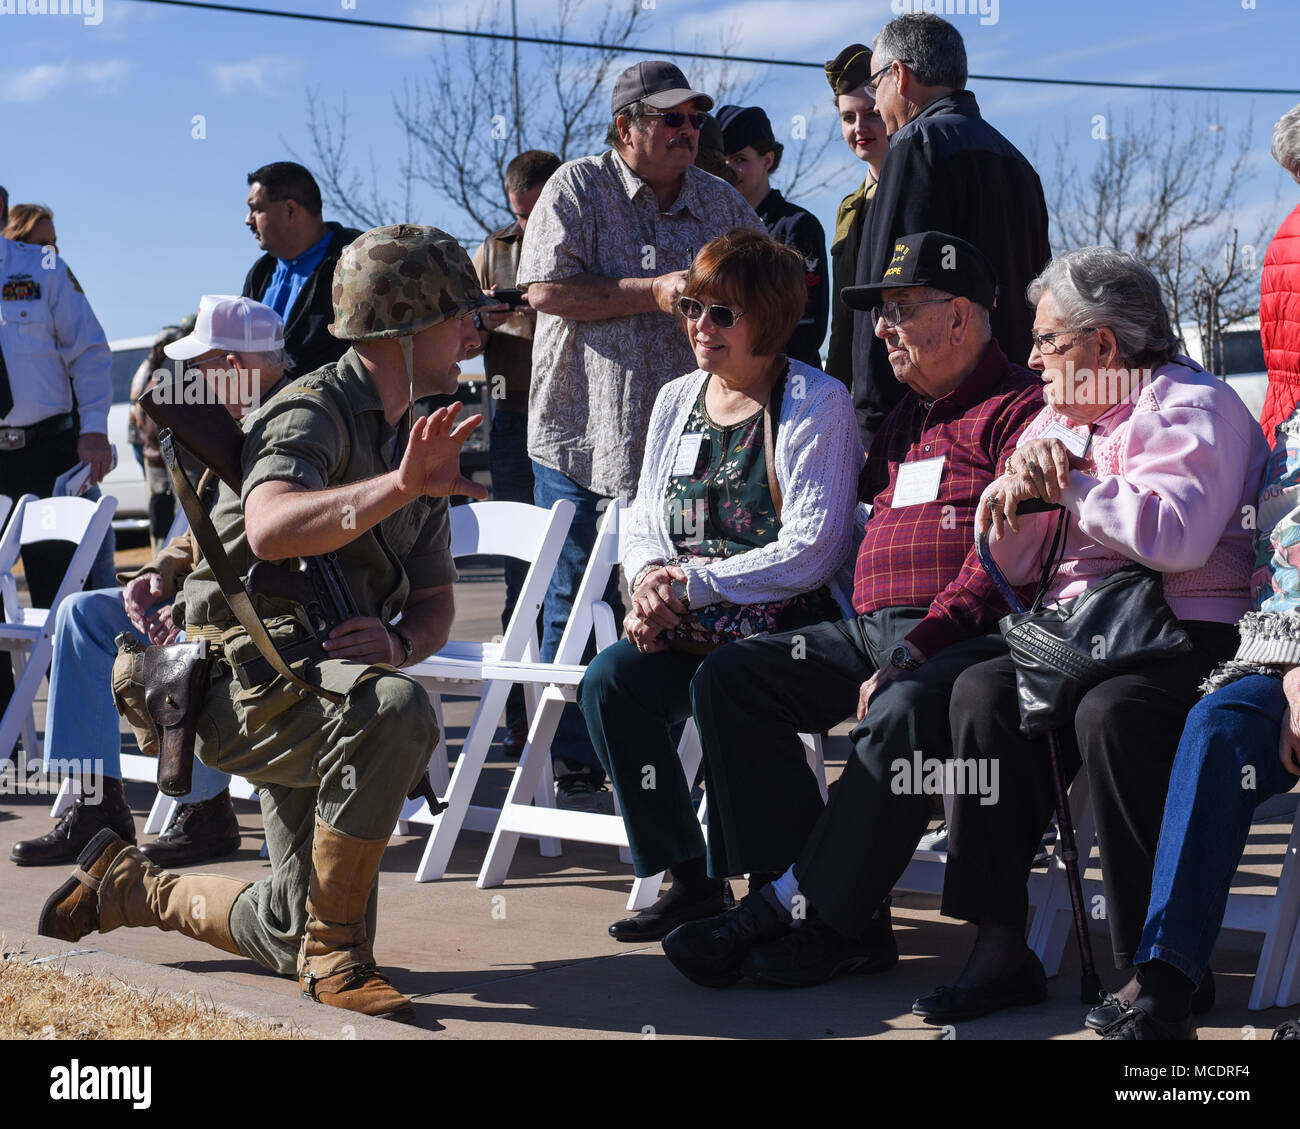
xmin=692 ymin=607 xmax=1006 ymax=937
xmin=490 ymin=409 xmax=535 ymax=732
xmin=1135 ymin=674 xmax=1300 ymax=986
xmin=942 ymin=620 xmax=1239 ymax=969
xmin=532 ymin=460 xmax=624 ymax=775
xmin=580 ymin=639 xmax=707 ymax=876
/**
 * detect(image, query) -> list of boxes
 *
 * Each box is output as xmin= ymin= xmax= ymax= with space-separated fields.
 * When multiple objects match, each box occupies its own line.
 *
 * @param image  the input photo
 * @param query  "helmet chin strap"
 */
xmin=399 ymin=334 xmax=415 ymax=435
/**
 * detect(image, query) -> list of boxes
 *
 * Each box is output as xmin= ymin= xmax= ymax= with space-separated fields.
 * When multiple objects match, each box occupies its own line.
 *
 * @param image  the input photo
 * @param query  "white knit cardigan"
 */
xmin=621 ymin=359 xmax=865 ymax=612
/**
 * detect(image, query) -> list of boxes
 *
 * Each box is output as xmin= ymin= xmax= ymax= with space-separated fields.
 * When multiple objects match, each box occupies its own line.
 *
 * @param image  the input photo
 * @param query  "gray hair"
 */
xmin=1271 ymin=104 xmax=1300 ymax=184
xmin=872 ymin=13 xmax=967 ymax=91
xmin=242 ymin=347 xmax=286 ymax=377
xmin=606 ymin=100 xmax=650 ymax=147
xmin=1027 ymin=248 xmax=1179 ymax=368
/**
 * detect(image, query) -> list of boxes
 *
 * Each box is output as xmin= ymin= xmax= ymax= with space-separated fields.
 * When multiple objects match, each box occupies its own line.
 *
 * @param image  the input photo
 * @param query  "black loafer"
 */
xmin=1101 ymin=998 xmax=1196 ymax=1040
xmin=608 ymin=881 xmax=733 ymax=943
xmin=741 ymin=901 xmax=898 ymax=987
xmin=662 ymin=890 xmax=791 ymax=988
xmin=912 ymin=952 xmax=1048 ymax=1023
xmin=1086 ymin=967 xmax=1215 ymax=1032
xmin=11 ymin=798 xmax=136 ymax=867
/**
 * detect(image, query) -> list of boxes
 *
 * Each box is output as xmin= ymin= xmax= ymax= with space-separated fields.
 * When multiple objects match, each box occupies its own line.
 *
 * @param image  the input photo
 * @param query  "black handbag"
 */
xmin=991 ymin=506 xmax=1193 ymax=738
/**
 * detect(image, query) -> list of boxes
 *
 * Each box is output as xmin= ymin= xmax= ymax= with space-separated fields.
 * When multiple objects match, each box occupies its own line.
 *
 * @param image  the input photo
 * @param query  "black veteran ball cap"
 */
xmin=842 ymin=231 xmax=999 ymax=312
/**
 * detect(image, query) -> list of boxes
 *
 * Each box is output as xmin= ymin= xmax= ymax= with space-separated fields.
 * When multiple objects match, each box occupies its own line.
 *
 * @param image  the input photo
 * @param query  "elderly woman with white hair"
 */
xmin=1260 ymin=103 xmax=1300 ymax=443
xmin=910 ymin=247 xmax=1270 ymax=1027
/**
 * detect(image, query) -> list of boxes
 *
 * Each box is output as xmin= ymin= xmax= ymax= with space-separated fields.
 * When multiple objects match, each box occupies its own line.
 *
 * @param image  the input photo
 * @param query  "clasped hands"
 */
xmin=978 ymin=436 xmax=1080 ymax=540
xmin=625 ymin=563 xmax=688 ymax=654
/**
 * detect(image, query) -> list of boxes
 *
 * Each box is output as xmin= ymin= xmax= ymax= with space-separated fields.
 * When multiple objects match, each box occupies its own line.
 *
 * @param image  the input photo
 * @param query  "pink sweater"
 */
xmin=985 ymin=357 xmax=1269 ymax=624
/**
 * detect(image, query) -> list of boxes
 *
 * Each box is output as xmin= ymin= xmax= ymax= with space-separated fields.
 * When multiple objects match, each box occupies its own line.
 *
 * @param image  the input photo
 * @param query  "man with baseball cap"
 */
xmin=39 ymin=226 xmax=490 ymax=1023
xmin=715 ymin=104 xmax=828 ymax=369
xmin=662 ymin=232 xmax=1045 ymax=993
xmin=10 ymin=296 xmax=290 ymax=872
xmin=518 ymin=60 xmax=762 ymax=808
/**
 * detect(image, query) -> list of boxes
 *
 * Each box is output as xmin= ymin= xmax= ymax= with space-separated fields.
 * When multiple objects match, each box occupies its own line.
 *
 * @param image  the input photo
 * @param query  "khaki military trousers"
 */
xmin=194 ymin=656 xmax=437 ymax=976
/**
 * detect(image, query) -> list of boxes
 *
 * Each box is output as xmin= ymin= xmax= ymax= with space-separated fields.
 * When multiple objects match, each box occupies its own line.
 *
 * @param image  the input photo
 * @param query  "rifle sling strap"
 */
xmin=161 ymin=430 xmax=344 ymax=706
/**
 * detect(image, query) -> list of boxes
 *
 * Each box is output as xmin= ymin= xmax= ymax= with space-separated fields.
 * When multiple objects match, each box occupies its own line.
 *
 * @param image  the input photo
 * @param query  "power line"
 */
xmin=128 ymin=0 xmax=1300 ymax=96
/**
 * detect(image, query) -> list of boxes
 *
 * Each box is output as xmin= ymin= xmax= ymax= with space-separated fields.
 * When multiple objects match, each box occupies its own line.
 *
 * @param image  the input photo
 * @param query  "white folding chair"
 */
xmin=0 ymin=494 xmax=116 ymax=771
xmin=399 ymin=498 xmax=575 ymax=881
xmin=1224 ymin=796 xmax=1300 ymax=1009
xmin=478 ymin=499 xmax=830 ymax=910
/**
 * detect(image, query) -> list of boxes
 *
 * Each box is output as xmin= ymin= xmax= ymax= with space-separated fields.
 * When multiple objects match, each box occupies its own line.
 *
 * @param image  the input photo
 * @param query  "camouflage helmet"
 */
xmin=329 ymin=224 xmax=488 ymax=341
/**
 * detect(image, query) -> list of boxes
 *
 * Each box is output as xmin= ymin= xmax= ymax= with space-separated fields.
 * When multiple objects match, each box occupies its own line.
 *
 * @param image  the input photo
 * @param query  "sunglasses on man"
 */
xmin=641 ymin=110 xmax=706 ymax=130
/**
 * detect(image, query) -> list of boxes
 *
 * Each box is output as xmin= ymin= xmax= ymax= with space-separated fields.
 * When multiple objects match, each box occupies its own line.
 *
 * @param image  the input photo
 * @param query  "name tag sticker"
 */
xmin=892 ymin=456 xmax=945 ymax=507
xmin=1040 ymin=420 xmax=1090 ymax=458
xmin=672 ymin=432 xmax=704 ymax=477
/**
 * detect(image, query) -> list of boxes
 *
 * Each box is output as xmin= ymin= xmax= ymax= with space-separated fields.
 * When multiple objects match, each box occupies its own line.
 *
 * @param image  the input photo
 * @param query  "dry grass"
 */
xmin=0 ymin=936 xmax=297 ymax=1040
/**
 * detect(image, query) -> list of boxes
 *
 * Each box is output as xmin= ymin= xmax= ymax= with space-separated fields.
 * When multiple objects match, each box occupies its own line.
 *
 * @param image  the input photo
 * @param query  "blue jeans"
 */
xmin=531 ymin=460 xmax=625 ymax=774
xmin=1135 ymin=674 xmax=1300 ymax=986
xmin=490 ymin=409 xmax=535 ymax=731
xmin=44 ymin=587 xmax=229 ymax=803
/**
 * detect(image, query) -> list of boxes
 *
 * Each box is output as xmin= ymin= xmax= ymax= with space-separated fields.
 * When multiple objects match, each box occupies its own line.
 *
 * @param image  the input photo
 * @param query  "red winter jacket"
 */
xmin=1260 ymin=201 xmax=1300 ymax=443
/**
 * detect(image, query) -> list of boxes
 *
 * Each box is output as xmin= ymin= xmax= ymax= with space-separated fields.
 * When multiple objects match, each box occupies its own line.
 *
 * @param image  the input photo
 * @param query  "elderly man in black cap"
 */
xmin=715 ymin=105 xmax=828 ymax=370
xmin=659 ymin=232 xmax=1043 ymax=991
xmin=517 ymin=61 xmax=762 ymax=808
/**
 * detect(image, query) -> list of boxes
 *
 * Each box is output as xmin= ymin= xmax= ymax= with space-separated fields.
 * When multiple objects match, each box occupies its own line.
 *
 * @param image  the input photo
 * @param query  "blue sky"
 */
xmin=4 ymin=0 xmax=1299 ymax=340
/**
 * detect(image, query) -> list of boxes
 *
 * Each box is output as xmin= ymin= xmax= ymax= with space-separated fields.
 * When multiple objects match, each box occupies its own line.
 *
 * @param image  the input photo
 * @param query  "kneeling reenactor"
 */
xmin=38 ymin=225 xmax=491 ymax=1022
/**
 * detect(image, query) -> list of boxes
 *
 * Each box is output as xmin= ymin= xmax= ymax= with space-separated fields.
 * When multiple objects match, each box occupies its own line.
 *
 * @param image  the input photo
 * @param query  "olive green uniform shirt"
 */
xmin=175 ymin=347 xmax=457 ymax=636
xmin=825 ymin=176 xmax=876 ymax=387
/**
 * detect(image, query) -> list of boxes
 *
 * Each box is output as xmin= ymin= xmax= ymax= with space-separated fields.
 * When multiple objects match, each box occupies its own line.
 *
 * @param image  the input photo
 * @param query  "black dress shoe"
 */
xmin=138 ymin=790 xmax=241 ymax=867
xmin=741 ymin=902 xmax=898 ymax=987
xmin=1086 ymin=967 xmax=1215 ymax=1032
xmin=1101 ymin=998 xmax=1196 ymax=1040
xmin=10 ymin=797 xmax=136 ymax=867
xmin=912 ymin=951 xmax=1048 ymax=1023
xmin=608 ymin=881 xmax=733 ymax=943
xmin=661 ymin=889 xmax=791 ymax=988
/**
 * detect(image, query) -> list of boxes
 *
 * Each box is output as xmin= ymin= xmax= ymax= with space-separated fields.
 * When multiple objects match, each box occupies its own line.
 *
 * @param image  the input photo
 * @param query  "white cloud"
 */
xmin=211 ymin=55 xmax=280 ymax=95
xmin=0 ymin=58 xmax=129 ymax=102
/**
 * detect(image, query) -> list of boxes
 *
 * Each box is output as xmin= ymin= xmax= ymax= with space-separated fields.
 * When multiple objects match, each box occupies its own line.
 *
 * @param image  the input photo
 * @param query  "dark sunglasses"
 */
xmin=642 ymin=110 xmax=706 ymax=130
xmin=677 ymin=296 xmax=744 ymax=328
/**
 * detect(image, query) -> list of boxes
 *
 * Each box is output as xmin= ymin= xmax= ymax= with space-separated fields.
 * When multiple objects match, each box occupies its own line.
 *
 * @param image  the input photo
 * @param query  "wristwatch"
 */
xmin=889 ymin=643 xmax=921 ymax=671
xmin=669 ymin=577 xmax=691 ymax=610
xmin=632 ymin=560 xmax=666 ymax=592
xmin=389 ymin=625 xmax=414 ymax=667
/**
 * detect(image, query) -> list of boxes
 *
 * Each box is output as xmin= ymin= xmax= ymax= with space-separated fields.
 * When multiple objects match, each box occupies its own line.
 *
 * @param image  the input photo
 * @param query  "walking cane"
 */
xmin=976 ymin=504 xmax=1104 ymax=1007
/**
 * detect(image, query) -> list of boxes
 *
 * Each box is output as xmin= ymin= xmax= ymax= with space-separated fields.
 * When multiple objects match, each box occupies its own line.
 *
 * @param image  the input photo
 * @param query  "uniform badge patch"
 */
xmin=2 ymin=274 xmax=41 ymax=302
xmin=66 ymin=268 xmax=84 ymax=294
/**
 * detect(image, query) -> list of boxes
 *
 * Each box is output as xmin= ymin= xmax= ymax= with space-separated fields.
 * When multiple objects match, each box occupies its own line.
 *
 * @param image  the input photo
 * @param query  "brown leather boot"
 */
xmin=297 ymin=818 xmax=413 ymax=1023
xmin=39 ymin=827 xmax=250 ymax=955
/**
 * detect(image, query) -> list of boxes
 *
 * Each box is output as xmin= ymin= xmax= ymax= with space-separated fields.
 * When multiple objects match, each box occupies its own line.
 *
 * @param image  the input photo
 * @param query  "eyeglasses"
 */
xmin=870 ymin=297 xmax=954 ymax=327
xmin=641 ymin=110 xmax=706 ymax=130
xmin=677 ymin=296 xmax=744 ymax=328
xmin=867 ymin=59 xmax=911 ymax=92
xmin=1030 ymin=326 xmax=1097 ymax=356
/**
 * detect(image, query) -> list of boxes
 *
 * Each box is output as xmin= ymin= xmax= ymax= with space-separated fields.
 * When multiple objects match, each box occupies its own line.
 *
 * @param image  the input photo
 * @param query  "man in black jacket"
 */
xmin=242 ymin=161 xmax=361 ymax=379
xmin=851 ymin=13 xmax=1050 ymax=449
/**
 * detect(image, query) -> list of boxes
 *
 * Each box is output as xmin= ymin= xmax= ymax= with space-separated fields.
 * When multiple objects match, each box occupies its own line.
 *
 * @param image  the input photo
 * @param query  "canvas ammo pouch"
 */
xmin=111 ymin=633 xmax=214 ymax=797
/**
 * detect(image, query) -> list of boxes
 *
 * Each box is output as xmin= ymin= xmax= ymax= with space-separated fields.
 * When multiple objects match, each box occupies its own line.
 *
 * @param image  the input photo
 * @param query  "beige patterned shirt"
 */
xmin=518 ymin=149 xmax=763 ymax=498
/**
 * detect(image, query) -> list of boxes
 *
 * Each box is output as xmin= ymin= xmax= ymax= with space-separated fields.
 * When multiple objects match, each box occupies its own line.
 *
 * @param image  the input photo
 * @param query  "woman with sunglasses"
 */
xmin=578 ymin=228 xmax=863 ymax=942
xmin=910 ymin=248 xmax=1268 ymax=1026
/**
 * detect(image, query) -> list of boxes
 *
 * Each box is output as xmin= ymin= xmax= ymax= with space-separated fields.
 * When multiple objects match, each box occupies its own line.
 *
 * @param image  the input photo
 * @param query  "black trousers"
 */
xmin=941 ymin=620 xmax=1239 ymax=969
xmin=0 ymin=429 xmax=82 ymax=718
xmin=693 ymin=606 xmax=1005 ymax=937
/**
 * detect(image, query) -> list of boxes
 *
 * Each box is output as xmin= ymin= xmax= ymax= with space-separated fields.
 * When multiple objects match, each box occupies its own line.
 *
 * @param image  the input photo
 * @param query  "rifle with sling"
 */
xmin=137 ymin=383 xmax=447 ymax=813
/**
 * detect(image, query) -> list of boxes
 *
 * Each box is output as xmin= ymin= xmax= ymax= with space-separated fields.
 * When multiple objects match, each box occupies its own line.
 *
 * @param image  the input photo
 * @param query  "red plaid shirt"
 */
xmin=852 ymin=341 xmax=1044 ymax=657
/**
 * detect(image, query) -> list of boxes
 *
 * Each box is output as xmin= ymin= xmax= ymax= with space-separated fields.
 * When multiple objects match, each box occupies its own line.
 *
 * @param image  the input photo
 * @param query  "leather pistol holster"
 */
xmin=143 ymin=640 xmax=213 ymax=797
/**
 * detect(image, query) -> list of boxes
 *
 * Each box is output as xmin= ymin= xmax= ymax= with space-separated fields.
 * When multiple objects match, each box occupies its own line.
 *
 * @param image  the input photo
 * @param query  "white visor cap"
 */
xmin=164 ymin=294 xmax=285 ymax=361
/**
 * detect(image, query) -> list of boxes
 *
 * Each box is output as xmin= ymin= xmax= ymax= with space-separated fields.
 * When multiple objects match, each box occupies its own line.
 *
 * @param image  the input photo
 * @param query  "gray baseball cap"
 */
xmin=611 ymin=60 xmax=712 ymax=114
